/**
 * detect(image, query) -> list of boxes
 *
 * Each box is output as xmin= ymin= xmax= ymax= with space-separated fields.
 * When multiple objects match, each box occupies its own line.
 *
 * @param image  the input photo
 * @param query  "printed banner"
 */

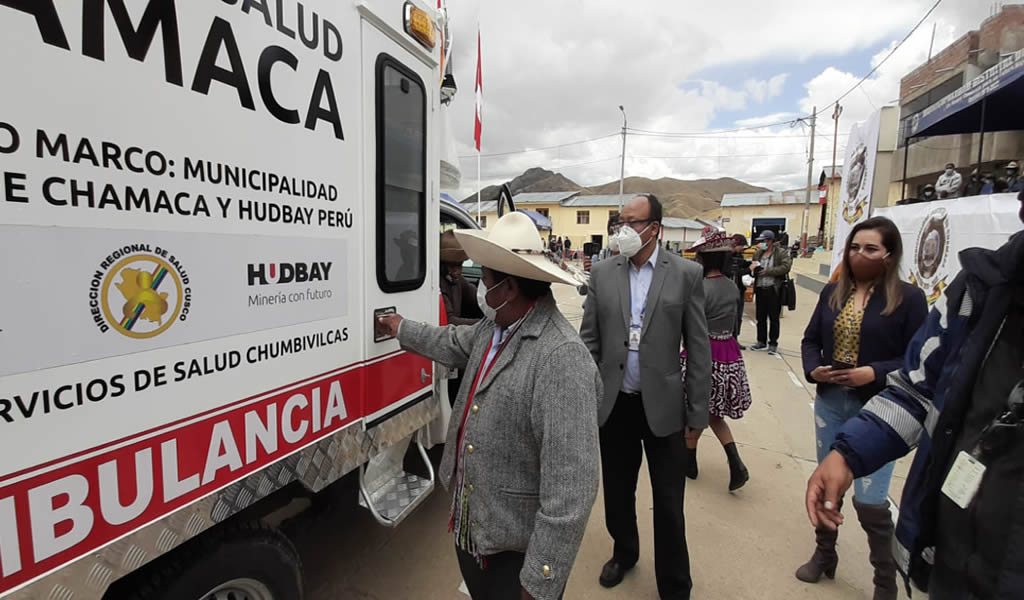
xmin=0 ymin=226 xmax=349 ymax=377
xmin=907 ymin=48 xmax=1024 ymax=138
xmin=831 ymin=109 xmax=882 ymax=274
xmin=876 ymin=193 xmax=1020 ymax=305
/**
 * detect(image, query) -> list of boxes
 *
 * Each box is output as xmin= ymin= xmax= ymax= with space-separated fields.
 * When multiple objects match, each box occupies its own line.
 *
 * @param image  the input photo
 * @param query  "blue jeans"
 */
xmin=814 ymin=385 xmax=896 ymax=505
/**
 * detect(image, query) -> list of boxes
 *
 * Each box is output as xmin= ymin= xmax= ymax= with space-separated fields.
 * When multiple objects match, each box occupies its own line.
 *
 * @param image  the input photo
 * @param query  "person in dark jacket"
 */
xmin=798 ymin=217 xmax=927 ymax=599
xmin=963 ymin=169 xmax=984 ymax=197
xmin=750 ymin=230 xmax=792 ymax=354
xmin=440 ymin=230 xmax=480 ymax=406
xmin=806 ymin=191 xmax=1024 ymax=600
xmin=440 ymin=231 xmax=480 ymax=326
xmin=724 ymin=234 xmax=751 ymax=347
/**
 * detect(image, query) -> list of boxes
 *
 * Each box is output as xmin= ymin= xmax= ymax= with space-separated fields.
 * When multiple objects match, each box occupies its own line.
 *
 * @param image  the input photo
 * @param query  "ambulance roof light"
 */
xmin=405 ymin=3 xmax=436 ymax=50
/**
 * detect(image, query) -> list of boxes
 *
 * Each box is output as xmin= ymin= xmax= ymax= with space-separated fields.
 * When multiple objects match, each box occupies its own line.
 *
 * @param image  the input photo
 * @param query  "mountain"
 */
xmin=583 ymin=176 xmax=769 ymax=218
xmin=462 ymin=169 xmax=768 ymax=218
xmin=463 ymin=167 xmax=583 ymax=203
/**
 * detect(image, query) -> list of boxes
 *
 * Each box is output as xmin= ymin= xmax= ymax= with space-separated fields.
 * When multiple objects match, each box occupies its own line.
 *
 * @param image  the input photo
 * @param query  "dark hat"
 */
xmin=756 ymin=230 xmax=776 ymax=242
xmin=440 ymin=230 xmax=468 ymax=263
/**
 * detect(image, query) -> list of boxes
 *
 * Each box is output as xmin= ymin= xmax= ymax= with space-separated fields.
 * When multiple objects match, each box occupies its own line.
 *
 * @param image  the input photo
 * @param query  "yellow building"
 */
xmin=463 ymin=192 xmax=707 ymax=252
xmin=464 ymin=192 xmax=633 ymax=250
xmin=719 ymin=190 xmax=825 ymax=246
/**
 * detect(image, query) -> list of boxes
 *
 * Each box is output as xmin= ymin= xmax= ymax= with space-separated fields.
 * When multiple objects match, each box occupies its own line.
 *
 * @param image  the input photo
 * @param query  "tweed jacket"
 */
xmin=580 ymin=251 xmax=712 ymax=434
xmin=398 ymin=293 xmax=600 ymax=600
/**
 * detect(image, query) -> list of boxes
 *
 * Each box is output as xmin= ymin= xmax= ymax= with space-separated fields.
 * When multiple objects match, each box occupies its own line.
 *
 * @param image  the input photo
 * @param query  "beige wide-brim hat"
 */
xmin=454 ymin=212 xmax=580 ymax=286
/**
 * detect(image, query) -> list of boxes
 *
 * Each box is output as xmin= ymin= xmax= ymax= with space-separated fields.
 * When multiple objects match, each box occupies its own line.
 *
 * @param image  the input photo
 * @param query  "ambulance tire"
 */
xmin=126 ymin=521 xmax=302 ymax=600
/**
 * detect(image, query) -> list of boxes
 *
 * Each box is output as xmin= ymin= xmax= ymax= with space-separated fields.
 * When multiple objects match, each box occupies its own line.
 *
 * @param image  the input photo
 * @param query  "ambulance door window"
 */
xmin=376 ymin=55 xmax=427 ymax=292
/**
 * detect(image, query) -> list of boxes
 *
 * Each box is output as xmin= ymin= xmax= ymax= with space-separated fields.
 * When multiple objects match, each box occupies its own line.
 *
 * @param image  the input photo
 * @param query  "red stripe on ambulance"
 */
xmin=0 ymin=352 xmax=431 ymax=594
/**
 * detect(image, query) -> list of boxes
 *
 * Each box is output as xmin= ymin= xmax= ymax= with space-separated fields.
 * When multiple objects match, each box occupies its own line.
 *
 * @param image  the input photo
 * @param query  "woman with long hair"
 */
xmin=797 ymin=216 xmax=927 ymax=599
xmin=683 ymin=228 xmax=752 ymax=491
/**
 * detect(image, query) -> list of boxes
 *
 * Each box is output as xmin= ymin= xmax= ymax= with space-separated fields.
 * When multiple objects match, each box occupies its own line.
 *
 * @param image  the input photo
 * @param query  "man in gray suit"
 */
xmin=580 ymin=194 xmax=711 ymax=600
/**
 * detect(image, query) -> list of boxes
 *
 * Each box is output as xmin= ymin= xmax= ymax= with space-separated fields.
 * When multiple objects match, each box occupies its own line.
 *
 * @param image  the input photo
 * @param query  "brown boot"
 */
xmin=854 ymin=498 xmax=898 ymax=600
xmin=795 ymin=525 xmax=839 ymax=583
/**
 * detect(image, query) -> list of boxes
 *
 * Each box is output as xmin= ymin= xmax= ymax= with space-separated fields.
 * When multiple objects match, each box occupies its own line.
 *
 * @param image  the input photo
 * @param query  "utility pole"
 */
xmin=618 ymin=105 xmax=627 ymax=210
xmin=801 ymin=106 xmax=817 ymax=255
xmin=826 ymin=103 xmax=842 ymax=250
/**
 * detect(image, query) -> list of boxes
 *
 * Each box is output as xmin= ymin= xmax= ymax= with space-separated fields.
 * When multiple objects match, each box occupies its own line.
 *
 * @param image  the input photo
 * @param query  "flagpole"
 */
xmin=474 ymin=24 xmax=482 ymax=226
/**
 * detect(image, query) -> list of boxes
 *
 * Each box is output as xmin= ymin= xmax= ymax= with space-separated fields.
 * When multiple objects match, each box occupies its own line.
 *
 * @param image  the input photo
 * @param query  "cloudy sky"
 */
xmin=443 ymin=0 xmax=993 ymax=199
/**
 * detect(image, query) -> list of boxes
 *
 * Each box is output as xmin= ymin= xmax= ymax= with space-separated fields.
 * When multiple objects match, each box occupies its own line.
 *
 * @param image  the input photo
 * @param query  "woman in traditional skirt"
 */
xmin=682 ymin=227 xmax=752 ymax=491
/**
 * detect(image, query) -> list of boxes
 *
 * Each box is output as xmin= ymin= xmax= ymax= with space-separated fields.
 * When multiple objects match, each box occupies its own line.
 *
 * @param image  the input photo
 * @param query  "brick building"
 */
xmin=891 ymin=4 xmax=1024 ymax=201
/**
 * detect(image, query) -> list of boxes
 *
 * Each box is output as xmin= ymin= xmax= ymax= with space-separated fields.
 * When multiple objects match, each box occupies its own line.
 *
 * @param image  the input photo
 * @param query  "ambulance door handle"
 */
xmin=373 ymin=306 xmax=397 ymax=343
xmin=421 ymin=368 xmax=431 ymax=384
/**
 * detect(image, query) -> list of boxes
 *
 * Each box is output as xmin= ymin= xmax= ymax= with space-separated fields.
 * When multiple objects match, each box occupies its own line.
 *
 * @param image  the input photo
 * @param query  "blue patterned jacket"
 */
xmin=834 ymin=230 xmax=1024 ymax=595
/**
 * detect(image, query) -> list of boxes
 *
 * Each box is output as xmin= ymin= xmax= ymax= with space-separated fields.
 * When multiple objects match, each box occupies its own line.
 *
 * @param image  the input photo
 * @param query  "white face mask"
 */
xmin=476 ymin=279 xmax=508 ymax=322
xmin=613 ymin=223 xmax=653 ymax=258
xmin=945 ymin=169 xmax=954 ymax=176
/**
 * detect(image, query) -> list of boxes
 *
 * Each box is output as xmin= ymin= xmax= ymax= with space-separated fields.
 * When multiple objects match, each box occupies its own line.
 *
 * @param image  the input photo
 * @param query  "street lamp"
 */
xmin=618 ymin=105 xmax=627 ymax=209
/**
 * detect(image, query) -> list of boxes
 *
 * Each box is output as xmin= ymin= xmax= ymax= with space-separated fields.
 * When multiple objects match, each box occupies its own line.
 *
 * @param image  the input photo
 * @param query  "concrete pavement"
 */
xmin=288 ymin=275 xmax=915 ymax=599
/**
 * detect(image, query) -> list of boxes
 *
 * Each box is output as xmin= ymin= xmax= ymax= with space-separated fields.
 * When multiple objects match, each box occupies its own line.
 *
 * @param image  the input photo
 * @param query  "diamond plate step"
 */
xmin=358 ymin=438 xmax=435 ymax=527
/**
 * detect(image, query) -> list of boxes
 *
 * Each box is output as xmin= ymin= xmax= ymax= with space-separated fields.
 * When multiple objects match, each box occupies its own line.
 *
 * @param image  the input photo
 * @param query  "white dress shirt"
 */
xmin=480 ymin=311 xmax=529 ymax=377
xmin=622 ymin=246 xmax=658 ymax=393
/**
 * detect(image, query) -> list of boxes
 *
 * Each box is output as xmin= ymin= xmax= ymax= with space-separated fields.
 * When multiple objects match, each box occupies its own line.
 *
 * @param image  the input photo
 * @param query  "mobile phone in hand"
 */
xmin=831 ymin=359 xmax=856 ymax=371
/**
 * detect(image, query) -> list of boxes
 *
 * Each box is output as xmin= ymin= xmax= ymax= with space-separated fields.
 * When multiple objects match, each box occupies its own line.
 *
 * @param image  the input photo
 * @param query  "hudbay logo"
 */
xmin=248 ymin=262 xmax=332 ymax=286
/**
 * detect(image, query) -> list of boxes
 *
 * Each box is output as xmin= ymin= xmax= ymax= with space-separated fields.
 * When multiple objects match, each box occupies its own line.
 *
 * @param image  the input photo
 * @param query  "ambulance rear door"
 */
xmin=360 ymin=4 xmax=439 ymax=426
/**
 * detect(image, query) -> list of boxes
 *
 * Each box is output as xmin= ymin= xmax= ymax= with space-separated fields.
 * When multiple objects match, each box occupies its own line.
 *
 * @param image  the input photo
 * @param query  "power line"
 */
xmin=627 ymin=131 xmax=850 ymax=140
xmin=624 ymin=118 xmax=805 ymax=136
xmin=458 ymin=132 xmax=618 ymax=159
xmin=830 ymin=0 xmax=943 ymax=105
xmin=630 ymin=150 xmax=841 ymax=160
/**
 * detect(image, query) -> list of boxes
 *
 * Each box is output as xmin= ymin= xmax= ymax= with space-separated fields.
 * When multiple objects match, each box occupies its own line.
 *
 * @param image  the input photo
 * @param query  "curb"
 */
xmin=795 ymin=273 xmax=826 ymax=294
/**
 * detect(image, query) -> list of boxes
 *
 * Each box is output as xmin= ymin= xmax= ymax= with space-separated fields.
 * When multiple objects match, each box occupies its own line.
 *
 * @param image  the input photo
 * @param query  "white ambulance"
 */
xmin=0 ymin=1 xmax=476 ymax=598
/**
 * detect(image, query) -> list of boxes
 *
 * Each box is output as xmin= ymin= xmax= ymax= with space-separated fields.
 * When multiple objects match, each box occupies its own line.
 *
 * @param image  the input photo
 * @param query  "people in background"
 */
xmin=964 ymin=168 xmax=984 ymax=197
xmin=581 ymin=193 xmax=711 ymax=599
xmin=935 ymin=163 xmax=962 ymax=199
xmin=725 ymin=234 xmax=751 ymax=348
xmin=798 ymin=216 xmax=927 ymax=599
xmin=806 ymin=191 xmax=1024 ymax=600
xmin=378 ymin=212 xmax=599 ymax=600
xmin=684 ymin=227 xmax=752 ymax=492
xmin=1007 ymin=161 xmax=1023 ymax=193
xmin=920 ymin=183 xmax=938 ymax=202
xmin=439 ymin=231 xmax=481 ymax=407
xmin=597 ymin=217 xmax=620 ymax=262
xmin=751 ymin=230 xmax=792 ymax=355
xmin=440 ymin=231 xmax=480 ymax=327
xmin=564 ymin=236 xmax=573 ymax=260
xmin=982 ymin=173 xmax=1009 ymax=195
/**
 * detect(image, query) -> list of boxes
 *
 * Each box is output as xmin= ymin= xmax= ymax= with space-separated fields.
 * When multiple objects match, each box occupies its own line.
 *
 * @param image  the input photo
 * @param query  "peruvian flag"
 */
xmin=474 ymin=28 xmax=482 ymax=151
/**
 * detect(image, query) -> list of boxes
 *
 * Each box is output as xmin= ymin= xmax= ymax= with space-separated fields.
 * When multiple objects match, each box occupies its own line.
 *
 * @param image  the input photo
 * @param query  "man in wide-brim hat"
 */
xmin=378 ymin=212 xmax=600 ymax=600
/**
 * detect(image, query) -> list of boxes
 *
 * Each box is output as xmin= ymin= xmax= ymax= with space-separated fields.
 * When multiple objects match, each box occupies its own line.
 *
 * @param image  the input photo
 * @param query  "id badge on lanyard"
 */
xmin=942 ymin=380 xmax=1024 ymax=509
xmin=629 ymin=310 xmax=644 ymax=352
